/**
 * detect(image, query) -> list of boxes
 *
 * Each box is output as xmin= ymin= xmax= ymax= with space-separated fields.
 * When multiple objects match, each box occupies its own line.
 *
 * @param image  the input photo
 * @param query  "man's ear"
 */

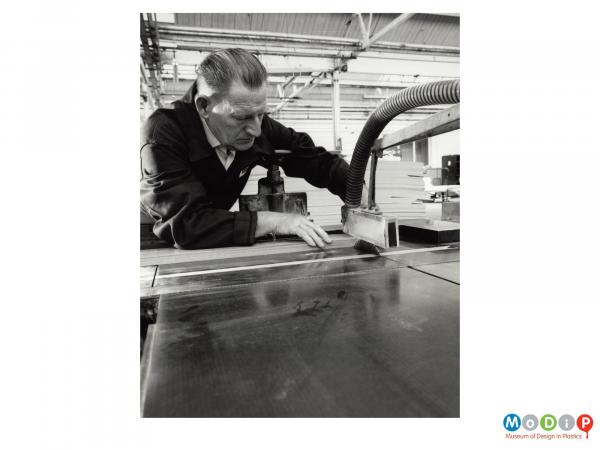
xmin=195 ymin=95 xmax=210 ymax=118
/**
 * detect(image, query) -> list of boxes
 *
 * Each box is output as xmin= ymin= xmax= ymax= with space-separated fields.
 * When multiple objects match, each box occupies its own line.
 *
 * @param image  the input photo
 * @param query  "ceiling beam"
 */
xmin=366 ymin=13 xmax=415 ymax=50
xmin=356 ymin=14 xmax=370 ymax=48
xmin=160 ymin=75 xmax=456 ymax=92
xmin=282 ymin=76 xmax=296 ymax=89
xmin=159 ymin=39 xmax=356 ymax=59
xmin=377 ymin=104 xmax=460 ymax=149
xmin=156 ymin=23 xmax=459 ymax=56
xmin=271 ymin=72 xmax=328 ymax=114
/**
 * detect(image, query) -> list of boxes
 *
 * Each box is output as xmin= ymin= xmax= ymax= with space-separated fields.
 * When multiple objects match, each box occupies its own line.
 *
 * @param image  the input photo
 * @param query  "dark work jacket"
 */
xmin=140 ymin=83 xmax=349 ymax=249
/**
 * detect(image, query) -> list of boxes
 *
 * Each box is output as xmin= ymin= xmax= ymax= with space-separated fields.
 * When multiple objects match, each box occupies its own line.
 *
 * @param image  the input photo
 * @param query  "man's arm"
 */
xmin=257 ymin=116 xmax=373 ymax=247
xmin=263 ymin=116 xmax=349 ymax=201
xmin=140 ymin=112 xmax=257 ymax=249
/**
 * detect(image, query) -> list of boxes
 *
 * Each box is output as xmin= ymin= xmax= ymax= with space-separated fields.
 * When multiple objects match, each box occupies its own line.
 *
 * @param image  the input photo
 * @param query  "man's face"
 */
xmin=204 ymin=81 xmax=268 ymax=151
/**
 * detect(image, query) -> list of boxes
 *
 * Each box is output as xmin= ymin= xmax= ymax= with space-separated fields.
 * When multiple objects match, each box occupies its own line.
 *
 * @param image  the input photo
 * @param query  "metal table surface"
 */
xmin=141 ymin=240 xmax=460 ymax=417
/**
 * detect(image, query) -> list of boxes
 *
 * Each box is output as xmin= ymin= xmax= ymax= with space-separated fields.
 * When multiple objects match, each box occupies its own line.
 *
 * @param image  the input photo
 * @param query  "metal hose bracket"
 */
xmin=344 ymin=79 xmax=460 ymax=207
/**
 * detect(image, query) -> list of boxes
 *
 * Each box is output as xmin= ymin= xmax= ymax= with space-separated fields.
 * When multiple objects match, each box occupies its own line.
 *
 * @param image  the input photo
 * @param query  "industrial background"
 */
xmin=140 ymin=12 xmax=461 ymax=418
xmin=140 ymin=12 xmax=459 ymax=170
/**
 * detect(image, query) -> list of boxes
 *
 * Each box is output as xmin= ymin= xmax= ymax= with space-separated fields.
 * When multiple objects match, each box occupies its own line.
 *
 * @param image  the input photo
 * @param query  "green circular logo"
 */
xmin=541 ymin=414 xmax=557 ymax=431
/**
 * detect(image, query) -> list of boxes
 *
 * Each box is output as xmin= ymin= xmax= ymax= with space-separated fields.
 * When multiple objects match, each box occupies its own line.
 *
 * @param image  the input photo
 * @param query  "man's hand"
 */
xmin=256 ymin=211 xmax=332 ymax=249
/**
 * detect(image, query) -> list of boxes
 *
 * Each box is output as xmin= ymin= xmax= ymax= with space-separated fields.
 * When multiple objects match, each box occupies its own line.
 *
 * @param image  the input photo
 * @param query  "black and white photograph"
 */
xmin=139 ymin=12 xmax=460 ymax=418
xmin=4 ymin=2 xmax=599 ymax=449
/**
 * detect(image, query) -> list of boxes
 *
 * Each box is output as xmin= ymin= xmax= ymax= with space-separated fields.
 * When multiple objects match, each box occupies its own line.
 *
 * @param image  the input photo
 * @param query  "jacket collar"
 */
xmin=200 ymin=116 xmax=222 ymax=148
xmin=173 ymin=81 xmax=274 ymax=162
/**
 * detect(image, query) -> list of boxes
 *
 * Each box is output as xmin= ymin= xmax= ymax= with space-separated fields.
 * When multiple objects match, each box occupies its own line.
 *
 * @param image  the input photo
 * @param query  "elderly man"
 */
xmin=140 ymin=48 xmax=357 ymax=249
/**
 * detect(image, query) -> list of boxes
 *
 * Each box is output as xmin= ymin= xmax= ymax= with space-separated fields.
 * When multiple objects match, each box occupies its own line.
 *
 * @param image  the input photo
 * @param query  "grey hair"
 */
xmin=196 ymin=48 xmax=267 ymax=97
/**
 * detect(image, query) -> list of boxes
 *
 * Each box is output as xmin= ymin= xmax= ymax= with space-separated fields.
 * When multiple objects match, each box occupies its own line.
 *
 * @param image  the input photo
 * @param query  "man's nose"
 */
xmin=245 ymin=116 xmax=262 ymax=137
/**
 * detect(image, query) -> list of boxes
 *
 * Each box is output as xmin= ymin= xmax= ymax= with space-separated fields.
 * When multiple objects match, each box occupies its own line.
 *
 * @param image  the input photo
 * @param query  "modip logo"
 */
xmin=503 ymin=413 xmax=593 ymax=440
xmin=504 ymin=413 xmax=521 ymax=432
xmin=578 ymin=414 xmax=594 ymax=438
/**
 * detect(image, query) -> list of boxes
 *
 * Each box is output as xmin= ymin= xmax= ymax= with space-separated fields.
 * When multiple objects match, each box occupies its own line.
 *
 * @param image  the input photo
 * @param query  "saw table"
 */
xmin=140 ymin=234 xmax=459 ymax=417
xmin=139 ymin=80 xmax=461 ymax=417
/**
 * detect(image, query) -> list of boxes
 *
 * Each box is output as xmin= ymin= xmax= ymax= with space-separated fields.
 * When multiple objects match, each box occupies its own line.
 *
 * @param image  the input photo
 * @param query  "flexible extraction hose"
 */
xmin=344 ymin=79 xmax=460 ymax=207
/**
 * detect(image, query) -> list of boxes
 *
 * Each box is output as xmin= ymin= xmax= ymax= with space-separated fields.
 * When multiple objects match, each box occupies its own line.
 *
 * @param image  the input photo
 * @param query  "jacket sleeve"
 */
xmin=140 ymin=112 xmax=257 ymax=249
xmin=264 ymin=116 xmax=349 ymax=201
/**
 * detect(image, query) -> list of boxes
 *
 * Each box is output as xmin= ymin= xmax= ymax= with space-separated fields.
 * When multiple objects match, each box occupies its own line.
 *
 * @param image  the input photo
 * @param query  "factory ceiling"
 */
xmin=141 ymin=13 xmax=459 ymax=119
xmin=171 ymin=13 xmax=459 ymax=49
